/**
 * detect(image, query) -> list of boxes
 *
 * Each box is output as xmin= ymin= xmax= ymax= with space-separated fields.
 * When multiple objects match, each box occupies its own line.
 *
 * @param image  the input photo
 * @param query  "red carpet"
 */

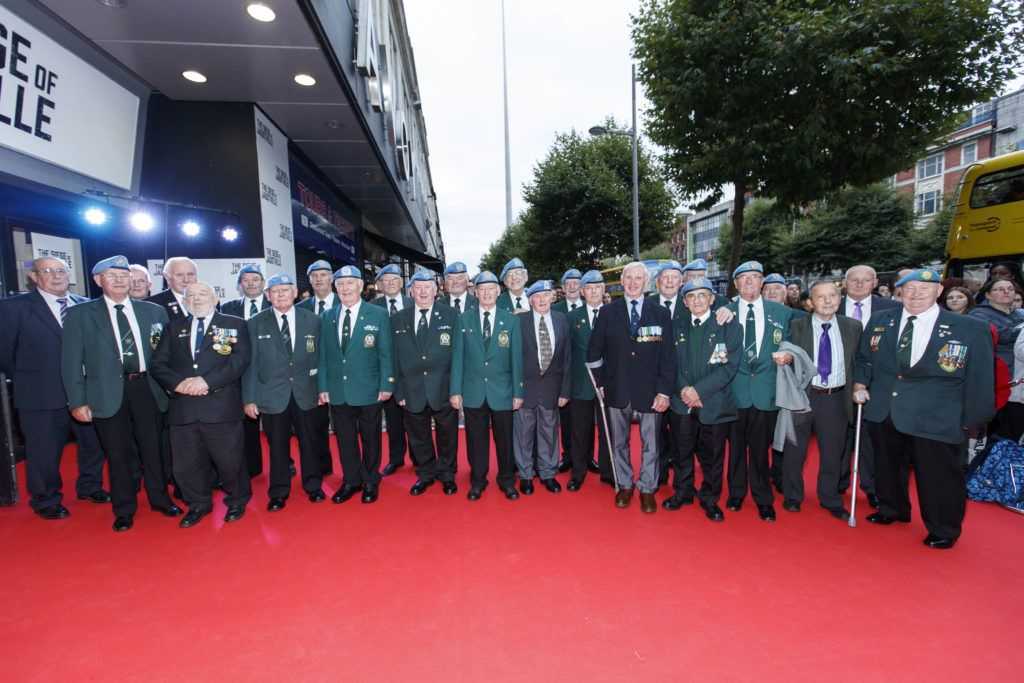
xmin=1 ymin=427 xmax=1021 ymax=680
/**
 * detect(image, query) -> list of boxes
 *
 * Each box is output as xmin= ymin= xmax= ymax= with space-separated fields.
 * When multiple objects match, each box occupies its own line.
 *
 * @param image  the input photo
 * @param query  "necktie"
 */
xmin=318 ymin=300 xmax=325 ymax=316
xmin=817 ymin=322 xmax=832 ymax=384
xmin=114 ymin=304 xmax=140 ymax=373
xmin=515 ymin=296 xmax=522 ymax=310
xmin=483 ymin=311 xmax=492 ymax=347
xmin=538 ymin=315 xmax=552 ymax=374
xmin=664 ymin=299 xmax=672 ymax=312
xmin=591 ymin=308 xmax=598 ymax=328
xmin=249 ymin=299 xmax=258 ymax=318
xmin=453 ymin=298 xmax=461 ymax=313
xmin=389 ymin=298 xmax=397 ymax=315
xmin=281 ymin=313 xmax=292 ymax=353
xmin=341 ymin=309 xmax=351 ymax=351
xmin=57 ymin=297 xmax=68 ymax=325
xmin=630 ymin=300 xmax=640 ymax=336
xmin=854 ymin=301 xmax=863 ymax=322
xmin=570 ymin=302 xmax=578 ymax=311
xmin=194 ymin=316 xmax=205 ymax=358
xmin=693 ymin=318 xmax=702 ymax=327
xmin=744 ymin=303 xmax=756 ymax=360
xmin=897 ymin=315 xmax=916 ymax=370
xmin=417 ymin=309 xmax=429 ymax=345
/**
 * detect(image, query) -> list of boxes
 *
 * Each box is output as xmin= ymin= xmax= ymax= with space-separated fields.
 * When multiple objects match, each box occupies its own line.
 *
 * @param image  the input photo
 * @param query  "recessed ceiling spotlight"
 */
xmin=294 ymin=74 xmax=316 ymax=87
xmin=182 ymin=70 xmax=207 ymax=83
xmin=246 ymin=3 xmax=276 ymax=22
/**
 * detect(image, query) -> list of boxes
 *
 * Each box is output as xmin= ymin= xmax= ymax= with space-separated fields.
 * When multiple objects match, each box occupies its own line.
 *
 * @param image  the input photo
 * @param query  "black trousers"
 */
xmin=262 ymin=395 xmax=323 ymax=497
xmin=382 ymin=396 xmax=408 ymax=466
xmin=242 ymin=415 xmax=263 ymax=477
xmin=990 ymin=401 xmax=1024 ymax=442
xmin=171 ymin=420 xmax=251 ymax=511
xmin=310 ymin=404 xmax=334 ymax=474
xmin=841 ymin=418 xmax=876 ymax=495
xmin=670 ymin=411 xmax=730 ymax=505
xmin=463 ymin=402 xmax=515 ymax=490
xmin=404 ymin=404 xmax=459 ymax=483
xmin=17 ymin=408 xmax=105 ymax=510
xmin=727 ymin=406 xmax=776 ymax=506
xmin=330 ymin=403 xmax=383 ymax=487
xmin=569 ymin=397 xmax=612 ymax=481
xmin=558 ymin=402 xmax=572 ymax=461
xmin=782 ymin=391 xmax=849 ymax=508
xmin=868 ymin=416 xmax=967 ymax=540
xmin=92 ymin=377 xmax=172 ymax=517
xmin=658 ymin=413 xmax=677 ymax=476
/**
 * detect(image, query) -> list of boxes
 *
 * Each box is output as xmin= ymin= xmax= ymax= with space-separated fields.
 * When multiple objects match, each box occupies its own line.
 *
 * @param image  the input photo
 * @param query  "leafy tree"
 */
xmin=716 ymin=199 xmax=793 ymax=272
xmin=904 ymin=202 xmax=954 ymax=268
xmin=633 ymin=0 xmax=1023 ymax=291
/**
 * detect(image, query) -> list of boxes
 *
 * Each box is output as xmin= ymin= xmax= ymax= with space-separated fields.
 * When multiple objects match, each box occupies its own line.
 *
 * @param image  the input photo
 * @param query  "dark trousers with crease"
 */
xmin=558 ymin=403 xmax=572 ymax=461
xmin=171 ymin=419 xmax=251 ymax=511
xmin=92 ymin=377 xmax=172 ymax=518
xmin=727 ymin=406 xmax=776 ymax=506
xmin=331 ymin=403 xmax=383 ymax=487
xmin=569 ymin=397 xmax=611 ymax=481
xmin=671 ymin=411 xmax=730 ymax=505
xmin=310 ymin=404 xmax=334 ymax=474
xmin=262 ymin=395 xmax=323 ymax=497
xmin=463 ymin=402 xmax=515 ymax=491
xmin=404 ymin=404 xmax=459 ymax=483
xmin=382 ymin=396 xmax=408 ymax=466
xmin=781 ymin=391 xmax=848 ymax=508
xmin=242 ymin=415 xmax=263 ymax=477
xmin=18 ymin=408 xmax=105 ymax=510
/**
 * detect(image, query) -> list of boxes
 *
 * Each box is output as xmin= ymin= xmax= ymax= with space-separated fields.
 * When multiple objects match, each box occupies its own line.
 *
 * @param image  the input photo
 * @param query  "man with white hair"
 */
xmin=129 ymin=264 xmax=152 ymax=301
xmin=147 ymin=256 xmax=198 ymax=321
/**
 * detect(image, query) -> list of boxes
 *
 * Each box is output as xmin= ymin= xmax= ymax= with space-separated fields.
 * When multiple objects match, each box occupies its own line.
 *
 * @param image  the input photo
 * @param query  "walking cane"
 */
xmin=849 ymin=402 xmax=864 ymax=528
xmin=585 ymin=363 xmax=620 ymax=490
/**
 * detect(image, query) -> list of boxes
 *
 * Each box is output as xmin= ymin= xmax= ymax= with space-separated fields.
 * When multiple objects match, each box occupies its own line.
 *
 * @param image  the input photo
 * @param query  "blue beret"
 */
xmin=410 ymin=269 xmax=436 ymax=283
xmin=306 ymin=260 xmax=332 ymax=276
xmin=265 ymin=273 xmax=295 ymax=289
xmin=333 ymin=265 xmax=362 ymax=281
xmin=91 ymin=255 xmax=130 ymax=275
xmin=682 ymin=258 xmax=708 ymax=272
xmin=443 ymin=261 xmax=468 ymax=276
xmin=656 ymin=260 xmax=684 ymax=277
xmin=499 ymin=258 xmax=526 ymax=280
xmin=579 ymin=269 xmax=605 ymax=287
xmin=895 ymin=268 xmax=941 ymax=287
xmin=237 ymin=264 xmax=263 ymax=282
xmin=375 ymin=263 xmax=402 ymax=282
xmin=475 ymin=271 xmax=499 ymax=286
xmin=681 ymin=277 xmax=714 ymax=296
xmin=561 ymin=269 xmax=583 ymax=283
xmin=526 ymin=280 xmax=554 ymax=298
xmin=763 ymin=273 xmax=786 ymax=285
xmin=732 ymin=261 xmax=764 ymax=279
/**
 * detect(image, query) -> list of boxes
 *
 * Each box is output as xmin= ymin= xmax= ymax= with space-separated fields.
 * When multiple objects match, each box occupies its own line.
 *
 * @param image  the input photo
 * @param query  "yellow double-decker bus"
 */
xmin=944 ymin=150 xmax=1024 ymax=280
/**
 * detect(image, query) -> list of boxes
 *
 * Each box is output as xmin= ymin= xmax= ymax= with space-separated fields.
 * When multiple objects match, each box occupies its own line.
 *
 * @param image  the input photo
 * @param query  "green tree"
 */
xmin=904 ymin=202 xmax=954 ymax=268
xmin=633 ymin=0 xmax=1023 ymax=291
xmin=716 ymin=199 xmax=793 ymax=273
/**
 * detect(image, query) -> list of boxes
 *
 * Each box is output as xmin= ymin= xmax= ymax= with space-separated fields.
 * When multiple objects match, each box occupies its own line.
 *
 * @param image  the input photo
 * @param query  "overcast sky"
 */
xmin=404 ymin=1 xmax=1024 ymax=271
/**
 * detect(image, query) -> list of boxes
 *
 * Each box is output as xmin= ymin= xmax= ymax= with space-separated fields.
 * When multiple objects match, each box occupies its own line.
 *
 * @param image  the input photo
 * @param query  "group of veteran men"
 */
xmin=0 ymin=252 xmax=992 ymax=550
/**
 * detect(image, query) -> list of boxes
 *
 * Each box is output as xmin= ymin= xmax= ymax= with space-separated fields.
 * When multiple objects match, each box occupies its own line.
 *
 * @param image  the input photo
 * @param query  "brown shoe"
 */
xmin=640 ymin=493 xmax=657 ymax=514
xmin=615 ymin=488 xmax=633 ymax=508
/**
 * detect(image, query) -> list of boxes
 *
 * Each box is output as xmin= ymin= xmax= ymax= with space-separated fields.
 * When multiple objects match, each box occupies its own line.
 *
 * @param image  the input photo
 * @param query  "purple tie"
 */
xmin=853 ymin=301 xmax=863 ymax=322
xmin=817 ymin=323 xmax=832 ymax=385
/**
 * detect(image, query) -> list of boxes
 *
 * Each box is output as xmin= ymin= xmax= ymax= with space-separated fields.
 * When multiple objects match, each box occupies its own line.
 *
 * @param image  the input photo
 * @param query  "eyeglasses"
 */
xmin=100 ymin=272 xmax=131 ymax=281
xmin=989 ymin=287 xmax=1015 ymax=294
xmin=34 ymin=267 xmax=69 ymax=276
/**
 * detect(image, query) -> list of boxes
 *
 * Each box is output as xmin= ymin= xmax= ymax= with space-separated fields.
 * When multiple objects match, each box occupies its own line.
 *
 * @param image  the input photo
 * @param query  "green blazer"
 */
xmin=317 ymin=302 xmax=394 ymax=406
xmin=61 ymin=297 xmax=169 ymax=418
xmin=567 ymin=304 xmax=600 ymax=400
xmin=242 ymin=306 xmax=321 ymax=412
xmin=450 ymin=307 xmax=523 ymax=410
xmin=727 ymin=298 xmax=796 ymax=411
xmin=496 ymin=291 xmax=530 ymax=313
xmin=392 ymin=303 xmax=459 ymax=412
xmin=552 ymin=298 xmax=584 ymax=316
xmin=670 ymin=316 xmax=742 ymax=424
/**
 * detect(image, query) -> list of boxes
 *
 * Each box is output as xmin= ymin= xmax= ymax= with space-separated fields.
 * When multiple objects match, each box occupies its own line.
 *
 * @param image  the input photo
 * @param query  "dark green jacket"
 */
xmin=727 ymin=298 xmax=796 ymax=411
xmin=552 ymin=298 xmax=584 ymax=316
xmin=317 ymin=302 xmax=394 ymax=406
xmin=670 ymin=315 xmax=742 ymax=424
xmin=567 ymin=304 xmax=601 ymax=400
xmin=242 ymin=306 xmax=321 ymax=412
xmin=392 ymin=303 xmax=459 ymax=412
xmin=496 ymin=291 xmax=530 ymax=313
xmin=450 ymin=307 xmax=523 ymax=410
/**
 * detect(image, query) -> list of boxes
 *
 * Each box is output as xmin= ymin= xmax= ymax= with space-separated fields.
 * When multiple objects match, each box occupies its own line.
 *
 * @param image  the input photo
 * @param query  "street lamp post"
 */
xmin=589 ymin=63 xmax=640 ymax=261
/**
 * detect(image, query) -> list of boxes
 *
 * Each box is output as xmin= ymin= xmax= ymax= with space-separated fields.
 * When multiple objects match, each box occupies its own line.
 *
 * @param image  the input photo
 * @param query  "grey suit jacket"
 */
xmin=789 ymin=314 xmax=862 ymax=424
xmin=242 ymin=306 xmax=321 ymax=412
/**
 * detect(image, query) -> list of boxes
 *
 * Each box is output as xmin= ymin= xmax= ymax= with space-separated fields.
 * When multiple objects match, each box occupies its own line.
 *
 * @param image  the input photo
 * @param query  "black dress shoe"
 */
xmin=381 ymin=463 xmax=399 ymax=477
xmin=331 ymin=484 xmax=362 ymax=504
xmin=151 ymin=504 xmax=184 ymax=517
xmin=179 ymin=509 xmax=207 ymax=528
xmin=556 ymin=460 xmax=572 ymax=473
xmin=702 ymin=502 xmax=725 ymax=522
xmin=112 ymin=515 xmax=133 ymax=532
xmin=361 ymin=485 xmax=379 ymax=503
xmin=224 ymin=505 xmax=246 ymax=522
xmin=35 ymin=505 xmax=70 ymax=520
xmin=726 ymin=497 xmax=743 ymax=512
xmin=443 ymin=481 xmax=458 ymax=495
xmin=410 ymin=480 xmax=433 ymax=496
xmin=308 ymin=489 xmax=326 ymax=503
xmin=758 ymin=505 xmax=776 ymax=522
xmin=467 ymin=487 xmax=482 ymax=501
xmin=867 ymin=493 xmax=880 ymax=509
xmin=267 ymin=497 xmax=286 ymax=512
xmin=662 ymin=493 xmax=694 ymax=511
xmin=566 ymin=478 xmax=582 ymax=492
xmin=503 ymin=486 xmax=520 ymax=501
xmin=782 ymin=499 xmax=801 ymax=513
xmin=77 ymin=490 xmax=111 ymax=504
xmin=866 ymin=512 xmax=911 ymax=525
xmin=587 ymin=460 xmax=600 ymax=473
xmin=541 ymin=478 xmax=562 ymax=493
xmin=823 ymin=504 xmax=850 ymax=520
xmin=923 ymin=534 xmax=957 ymax=550
xmin=519 ymin=479 xmax=535 ymax=495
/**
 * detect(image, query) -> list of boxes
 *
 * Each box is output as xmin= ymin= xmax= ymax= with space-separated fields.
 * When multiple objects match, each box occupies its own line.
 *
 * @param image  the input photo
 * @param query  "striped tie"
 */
xmin=57 ymin=297 xmax=68 ymax=326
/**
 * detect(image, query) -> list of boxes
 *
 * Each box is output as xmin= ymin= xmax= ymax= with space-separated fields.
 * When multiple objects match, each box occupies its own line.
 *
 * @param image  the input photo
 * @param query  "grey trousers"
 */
xmin=608 ymin=404 xmax=661 ymax=493
xmin=513 ymin=405 xmax=559 ymax=480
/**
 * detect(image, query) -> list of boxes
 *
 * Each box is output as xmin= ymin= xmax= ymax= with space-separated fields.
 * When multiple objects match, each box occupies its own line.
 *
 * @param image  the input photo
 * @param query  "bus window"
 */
xmin=969 ymin=166 xmax=1024 ymax=209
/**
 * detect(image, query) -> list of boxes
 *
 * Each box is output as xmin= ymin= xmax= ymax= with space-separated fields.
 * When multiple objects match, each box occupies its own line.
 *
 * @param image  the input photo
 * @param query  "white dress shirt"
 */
xmin=738 ymin=296 xmax=766 ymax=352
xmin=275 ymin=306 xmax=296 ymax=352
xmin=338 ymin=300 xmax=362 ymax=346
xmin=659 ymin=293 xmax=679 ymax=318
xmin=692 ymin=309 xmax=711 ymax=326
xmin=587 ymin=305 xmax=601 ymax=328
xmin=414 ymin=304 xmax=434 ymax=333
xmin=844 ymin=295 xmax=872 ymax=322
xmin=38 ymin=288 xmax=72 ymax=326
xmin=447 ymin=294 xmax=467 ymax=311
xmin=312 ymin=292 xmax=336 ymax=314
xmin=508 ymin=291 xmax=531 ymax=311
xmin=479 ymin=305 xmax=497 ymax=333
xmin=189 ymin=313 xmax=212 ymax=360
xmin=383 ymin=295 xmax=405 ymax=313
xmin=899 ymin=304 xmax=940 ymax=367
xmin=564 ymin=296 xmax=582 ymax=312
xmin=532 ymin=310 xmax=556 ymax=366
xmin=810 ymin=314 xmax=845 ymax=388
xmin=103 ymin=296 xmax=146 ymax=371
xmin=243 ymin=297 xmax=263 ymax=321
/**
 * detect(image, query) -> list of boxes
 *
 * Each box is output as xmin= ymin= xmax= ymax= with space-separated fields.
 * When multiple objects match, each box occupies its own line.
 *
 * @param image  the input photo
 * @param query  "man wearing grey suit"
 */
xmin=243 ymin=274 xmax=325 ymax=512
xmin=514 ymin=280 xmax=572 ymax=494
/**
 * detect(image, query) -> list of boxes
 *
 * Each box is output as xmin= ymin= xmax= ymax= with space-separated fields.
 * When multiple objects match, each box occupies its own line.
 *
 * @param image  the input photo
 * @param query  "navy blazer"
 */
xmin=221 ymin=295 xmax=271 ymax=319
xmin=517 ymin=310 xmax=572 ymax=409
xmin=146 ymin=288 xmax=188 ymax=322
xmin=0 ymin=289 xmax=87 ymax=410
xmin=586 ymin=296 xmax=676 ymax=411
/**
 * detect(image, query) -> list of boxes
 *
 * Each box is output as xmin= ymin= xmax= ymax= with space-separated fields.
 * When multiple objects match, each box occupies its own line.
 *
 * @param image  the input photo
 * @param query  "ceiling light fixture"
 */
xmin=182 ymin=221 xmax=201 ymax=237
xmin=84 ymin=208 xmax=108 ymax=226
xmin=130 ymin=212 xmax=155 ymax=232
xmin=222 ymin=227 xmax=239 ymax=242
xmin=182 ymin=70 xmax=207 ymax=84
xmin=294 ymin=74 xmax=316 ymax=87
xmin=246 ymin=3 xmax=276 ymax=22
